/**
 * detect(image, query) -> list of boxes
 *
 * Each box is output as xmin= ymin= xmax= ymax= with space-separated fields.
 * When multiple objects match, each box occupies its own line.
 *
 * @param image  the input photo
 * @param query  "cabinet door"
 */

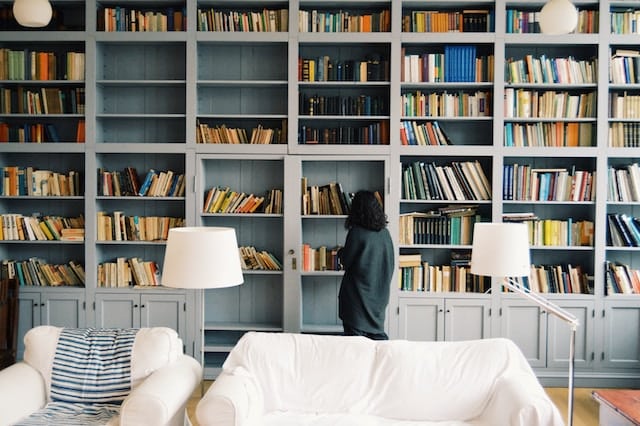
xmin=602 ymin=300 xmax=640 ymax=369
xmin=398 ymin=297 xmax=443 ymax=341
xmin=95 ymin=293 xmax=141 ymax=329
xmin=444 ymin=298 xmax=491 ymax=341
xmin=501 ymin=298 xmax=547 ymax=367
xmin=16 ymin=293 xmax=41 ymax=360
xmin=141 ymin=293 xmax=186 ymax=339
xmin=41 ymin=291 xmax=85 ymax=328
xmin=546 ymin=300 xmax=594 ymax=370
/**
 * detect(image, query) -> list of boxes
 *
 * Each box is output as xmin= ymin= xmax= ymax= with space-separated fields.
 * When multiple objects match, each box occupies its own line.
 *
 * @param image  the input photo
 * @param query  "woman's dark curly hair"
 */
xmin=345 ymin=190 xmax=387 ymax=231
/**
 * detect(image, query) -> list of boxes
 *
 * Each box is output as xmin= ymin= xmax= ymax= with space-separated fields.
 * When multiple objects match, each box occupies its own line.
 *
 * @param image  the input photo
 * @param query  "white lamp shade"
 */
xmin=470 ymin=222 xmax=531 ymax=278
xmin=13 ymin=0 xmax=53 ymax=28
xmin=161 ymin=226 xmax=244 ymax=289
xmin=539 ymin=0 xmax=578 ymax=35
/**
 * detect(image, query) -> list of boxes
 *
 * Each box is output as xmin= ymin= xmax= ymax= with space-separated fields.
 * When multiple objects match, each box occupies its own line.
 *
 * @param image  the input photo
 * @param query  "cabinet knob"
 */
xmin=134 ymin=304 xmax=139 ymax=308
xmin=140 ymin=304 xmax=145 ymax=308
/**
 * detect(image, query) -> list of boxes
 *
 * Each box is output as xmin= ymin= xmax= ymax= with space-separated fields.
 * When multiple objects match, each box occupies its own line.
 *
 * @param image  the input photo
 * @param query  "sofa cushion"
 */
xmin=223 ymin=332 xmax=379 ymax=414
xmin=366 ymin=338 xmax=515 ymax=422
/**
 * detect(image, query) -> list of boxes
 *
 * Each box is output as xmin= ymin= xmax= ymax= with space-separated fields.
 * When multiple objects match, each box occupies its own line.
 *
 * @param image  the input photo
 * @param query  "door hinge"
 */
xmin=183 ymin=302 xmax=187 ymax=312
xmin=591 ymin=352 xmax=594 ymax=361
xmin=82 ymin=301 xmax=86 ymax=310
xmin=396 ymin=306 xmax=400 ymax=315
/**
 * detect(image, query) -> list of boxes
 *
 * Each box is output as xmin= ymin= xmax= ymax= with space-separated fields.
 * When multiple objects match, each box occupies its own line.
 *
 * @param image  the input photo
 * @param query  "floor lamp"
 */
xmin=470 ymin=222 xmax=579 ymax=426
xmin=161 ymin=226 xmax=244 ymax=393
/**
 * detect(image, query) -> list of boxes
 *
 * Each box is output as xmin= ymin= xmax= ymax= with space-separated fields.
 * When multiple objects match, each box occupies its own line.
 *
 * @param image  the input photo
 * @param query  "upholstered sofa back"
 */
xmin=223 ymin=332 xmax=536 ymax=422
xmin=23 ymin=325 xmax=183 ymax=402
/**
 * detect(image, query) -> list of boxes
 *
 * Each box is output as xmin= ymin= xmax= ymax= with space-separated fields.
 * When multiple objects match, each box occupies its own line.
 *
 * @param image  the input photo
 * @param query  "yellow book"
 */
xmin=39 ymin=220 xmax=54 ymax=240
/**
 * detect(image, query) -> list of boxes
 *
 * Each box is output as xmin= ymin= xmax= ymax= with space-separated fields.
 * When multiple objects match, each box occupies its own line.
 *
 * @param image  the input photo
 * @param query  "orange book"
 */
xmin=362 ymin=15 xmax=372 ymax=32
xmin=37 ymin=52 xmax=48 ymax=80
xmin=76 ymin=120 xmax=85 ymax=143
xmin=566 ymin=122 xmax=579 ymax=147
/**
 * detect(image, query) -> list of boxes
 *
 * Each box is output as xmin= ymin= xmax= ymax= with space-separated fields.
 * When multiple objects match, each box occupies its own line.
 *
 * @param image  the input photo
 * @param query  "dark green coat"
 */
xmin=338 ymin=225 xmax=395 ymax=334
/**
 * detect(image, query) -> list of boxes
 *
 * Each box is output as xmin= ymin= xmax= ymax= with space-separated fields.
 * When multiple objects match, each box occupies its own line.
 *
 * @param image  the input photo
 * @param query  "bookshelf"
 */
xmin=3 ymin=0 xmax=640 ymax=386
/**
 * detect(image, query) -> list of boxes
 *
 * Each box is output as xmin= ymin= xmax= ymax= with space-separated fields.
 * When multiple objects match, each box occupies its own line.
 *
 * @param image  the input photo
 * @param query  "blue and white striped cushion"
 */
xmin=50 ymin=328 xmax=138 ymax=404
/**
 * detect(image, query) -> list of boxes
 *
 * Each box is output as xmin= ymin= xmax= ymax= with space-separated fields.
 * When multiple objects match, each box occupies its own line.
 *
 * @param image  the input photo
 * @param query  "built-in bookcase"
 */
xmin=195 ymin=155 xmax=285 ymax=376
xmin=6 ymin=0 xmax=640 ymax=386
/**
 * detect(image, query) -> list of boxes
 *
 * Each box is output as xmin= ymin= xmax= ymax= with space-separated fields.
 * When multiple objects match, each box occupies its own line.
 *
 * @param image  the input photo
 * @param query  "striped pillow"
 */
xmin=50 ymin=328 xmax=138 ymax=404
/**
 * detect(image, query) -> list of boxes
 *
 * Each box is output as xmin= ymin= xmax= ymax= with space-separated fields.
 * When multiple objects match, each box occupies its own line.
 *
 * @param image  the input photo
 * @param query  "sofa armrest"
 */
xmin=478 ymin=372 xmax=564 ymax=426
xmin=196 ymin=368 xmax=264 ymax=426
xmin=120 ymin=354 xmax=202 ymax=426
xmin=0 ymin=362 xmax=47 ymax=426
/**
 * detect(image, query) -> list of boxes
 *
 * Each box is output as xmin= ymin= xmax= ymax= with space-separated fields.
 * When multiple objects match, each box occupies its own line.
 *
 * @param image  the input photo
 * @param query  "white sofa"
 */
xmin=0 ymin=325 xmax=202 ymax=426
xmin=196 ymin=332 xmax=564 ymax=426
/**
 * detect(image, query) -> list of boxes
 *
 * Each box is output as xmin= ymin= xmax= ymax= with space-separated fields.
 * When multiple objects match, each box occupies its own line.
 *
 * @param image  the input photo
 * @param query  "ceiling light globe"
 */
xmin=539 ymin=0 xmax=578 ymax=35
xmin=13 ymin=0 xmax=53 ymax=28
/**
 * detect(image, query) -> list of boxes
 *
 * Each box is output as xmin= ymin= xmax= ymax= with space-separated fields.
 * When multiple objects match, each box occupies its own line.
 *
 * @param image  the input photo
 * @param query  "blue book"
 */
xmin=138 ymin=169 xmax=156 ymax=196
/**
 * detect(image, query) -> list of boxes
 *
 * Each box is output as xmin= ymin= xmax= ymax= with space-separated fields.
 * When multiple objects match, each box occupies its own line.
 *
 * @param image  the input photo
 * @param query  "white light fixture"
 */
xmin=470 ymin=222 xmax=579 ymax=426
xmin=162 ymin=226 xmax=244 ymax=392
xmin=12 ymin=0 xmax=53 ymax=28
xmin=539 ymin=0 xmax=578 ymax=35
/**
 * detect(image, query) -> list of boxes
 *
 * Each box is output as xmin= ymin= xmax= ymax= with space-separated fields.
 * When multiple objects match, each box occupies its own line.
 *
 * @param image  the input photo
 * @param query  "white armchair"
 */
xmin=0 ymin=325 xmax=202 ymax=426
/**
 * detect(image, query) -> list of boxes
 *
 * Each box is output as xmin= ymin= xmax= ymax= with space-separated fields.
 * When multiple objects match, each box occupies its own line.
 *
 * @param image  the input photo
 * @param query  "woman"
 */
xmin=338 ymin=190 xmax=394 ymax=340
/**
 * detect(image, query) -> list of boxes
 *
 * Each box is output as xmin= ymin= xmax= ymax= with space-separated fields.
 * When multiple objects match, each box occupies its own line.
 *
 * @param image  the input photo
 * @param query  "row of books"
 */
xmin=1 ymin=167 xmax=81 ymax=197
xmin=610 ymin=49 xmax=640 ymax=84
xmin=299 ymin=56 xmax=389 ymax=82
xmin=611 ymin=8 xmax=640 ymax=34
xmin=505 ymin=54 xmax=598 ymax=84
xmin=198 ymin=8 xmax=288 ymax=32
xmin=4 ymin=257 xmax=85 ymax=287
xmin=503 ymin=213 xmax=594 ymax=246
xmin=402 ymin=10 xmax=493 ymax=33
xmin=506 ymin=9 xmax=598 ymax=34
xmin=504 ymin=121 xmax=594 ymax=148
xmin=300 ymin=94 xmax=387 ymax=116
xmin=0 ymin=121 xmax=84 ymax=143
xmin=97 ymin=257 xmax=159 ymax=288
xmin=401 ymin=90 xmax=492 ymax=118
xmin=607 ymin=213 xmax=640 ymax=247
xmin=97 ymin=7 xmax=185 ymax=32
xmin=0 ymin=87 xmax=85 ymax=115
xmin=609 ymin=122 xmax=640 ymax=148
xmin=504 ymin=89 xmax=596 ymax=119
xmin=298 ymin=122 xmax=389 ymax=145
xmin=399 ymin=120 xmax=451 ymax=146
xmin=399 ymin=209 xmax=482 ymax=246
xmin=98 ymin=168 xmax=184 ymax=198
xmin=301 ymin=244 xmax=341 ymax=272
xmin=203 ymin=186 xmax=282 ymax=215
xmin=196 ymin=122 xmax=287 ymax=145
xmin=514 ymin=263 xmax=590 ymax=294
xmin=402 ymin=161 xmax=492 ymax=201
xmin=503 ymin=165 xmax=596 ymax=202
xmin=301 ymin=178 xmax=356 ymax=216
xmin=96 ymin=212 xmax=185 ymax=242
xmin=607 ymin=163 xmax=640 ymax=202
xmin=298 ymin=10 xmax=390 ymax=33
xmin=0 ymin=213 xmax=84 ymax=241
xmin=610 ymin=92 xmax=640 ymax=119
xmin=239 ymin=246 xmax=282 ymax=271
xmin=401 ymin=48 xmax=494 ymax=83
xmin=398 ymin=253 xmax=490 ymax=293
xmin=0 ymin=49 xmax=84 ymax=81
xmin=605 ymin=261 xmax=640 ymax=295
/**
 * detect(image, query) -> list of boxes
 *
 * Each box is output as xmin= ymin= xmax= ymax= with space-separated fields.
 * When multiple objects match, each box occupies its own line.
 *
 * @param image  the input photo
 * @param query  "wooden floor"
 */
xmin=187 ymin=383 xmax=600 ymax=426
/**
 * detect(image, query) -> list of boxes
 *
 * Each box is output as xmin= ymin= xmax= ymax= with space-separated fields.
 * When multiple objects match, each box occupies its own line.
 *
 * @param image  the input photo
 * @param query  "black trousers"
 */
xmin=343 ymin=323 xmax=388 ymax=340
